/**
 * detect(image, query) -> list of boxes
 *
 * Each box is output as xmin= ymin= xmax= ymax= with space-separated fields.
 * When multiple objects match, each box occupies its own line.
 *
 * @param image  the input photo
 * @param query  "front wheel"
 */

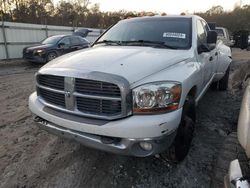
xmin=161 ymin=100 xmax=195 ymax=162
xmin=46 ymin=52 xmax=58 ymax=62
xmin=218 ymin=66 xmax=230 ymax=90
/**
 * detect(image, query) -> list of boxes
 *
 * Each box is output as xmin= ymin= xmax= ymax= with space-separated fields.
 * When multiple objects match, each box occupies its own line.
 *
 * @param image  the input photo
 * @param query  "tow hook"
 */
xmin=100 ymin=136 xmax=120 ymax=144
xmin=34 ymin=116 xmax=48 ymax=125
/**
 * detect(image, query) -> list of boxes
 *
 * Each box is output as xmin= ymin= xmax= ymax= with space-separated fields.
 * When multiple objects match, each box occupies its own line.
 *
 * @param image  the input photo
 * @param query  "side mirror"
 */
xmin=198 ymin=44 xmax=210 ymax=54
xmin=58 ymin=42 xmax=65 ymax=48
xmin=207 ymin=31 xmax=217 ymax=44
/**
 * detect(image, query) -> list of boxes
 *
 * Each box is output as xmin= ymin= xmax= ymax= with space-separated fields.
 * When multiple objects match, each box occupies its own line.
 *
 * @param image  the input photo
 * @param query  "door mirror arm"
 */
xmin=208 ymin=43 xmax=216 ymax=51
xmin=198 ymin=43 xmax=210 ymax=54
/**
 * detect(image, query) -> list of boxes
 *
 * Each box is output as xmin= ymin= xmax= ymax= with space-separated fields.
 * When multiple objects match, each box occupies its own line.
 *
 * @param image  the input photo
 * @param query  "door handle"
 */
xmin=209 ymin=56 xmax=213 ymax=61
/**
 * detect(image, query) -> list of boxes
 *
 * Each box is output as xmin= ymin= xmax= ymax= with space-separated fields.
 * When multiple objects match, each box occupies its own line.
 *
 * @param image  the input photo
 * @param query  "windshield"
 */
xmin=42 ymin=36 xmax=63 ymax=44
xmin=94 ymin=18 xmax=192 ymax=49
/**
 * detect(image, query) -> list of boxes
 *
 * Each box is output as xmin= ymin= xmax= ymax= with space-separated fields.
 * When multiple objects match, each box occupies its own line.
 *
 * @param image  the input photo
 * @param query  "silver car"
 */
xmin=212 ymin=82 xmax=250 ymax=187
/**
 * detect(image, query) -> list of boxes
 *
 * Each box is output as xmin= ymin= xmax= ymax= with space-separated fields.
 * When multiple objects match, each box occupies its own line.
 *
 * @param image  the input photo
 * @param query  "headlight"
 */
xmin=133 ymin=82 xmax=181 ymax=114
xmin=36 ymin=49 xmax=44 ymax=53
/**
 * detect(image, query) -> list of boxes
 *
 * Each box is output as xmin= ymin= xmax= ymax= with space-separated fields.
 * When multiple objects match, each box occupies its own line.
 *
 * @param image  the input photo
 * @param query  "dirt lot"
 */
xmin=0 ymin=49 xmax=250 ymax=188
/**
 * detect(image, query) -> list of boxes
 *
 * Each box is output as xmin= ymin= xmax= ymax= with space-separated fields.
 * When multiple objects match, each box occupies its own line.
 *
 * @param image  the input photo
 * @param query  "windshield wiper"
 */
xmin=121 ymin=40 xmax=177 ymax=49
xmin=94 ymin=40 xmax=121 ymax=45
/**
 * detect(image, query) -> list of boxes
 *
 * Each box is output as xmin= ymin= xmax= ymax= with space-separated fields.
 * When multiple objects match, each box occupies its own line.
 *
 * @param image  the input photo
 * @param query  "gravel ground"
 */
xmin=0 ymin=49 xmax=249 ymax=188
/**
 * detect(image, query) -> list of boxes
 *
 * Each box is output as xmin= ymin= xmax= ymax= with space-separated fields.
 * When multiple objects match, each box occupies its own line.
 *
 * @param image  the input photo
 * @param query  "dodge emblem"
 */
xmin=65 ymin=91 xmax=71 ymax=98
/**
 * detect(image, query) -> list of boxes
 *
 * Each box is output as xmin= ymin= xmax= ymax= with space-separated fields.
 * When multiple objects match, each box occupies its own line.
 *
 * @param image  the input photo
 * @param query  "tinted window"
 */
xmin=95 ymin=18 xmax=192 ymax=49
xmin=70 ymin=36 xmax=81 ymax=45
xmin=79 ymin=37 xmax=89 ymax=44
xmin=197 ymin=20 xmax=207 ymax=45
xmin=59 ymin=37 xmax=71 ymax=47
xmin=42 ymin=36 xmax=62 ymax=44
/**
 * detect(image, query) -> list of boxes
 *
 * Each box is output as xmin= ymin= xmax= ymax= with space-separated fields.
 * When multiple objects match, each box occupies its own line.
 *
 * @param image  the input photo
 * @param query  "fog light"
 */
xmin=139 ymin=142 xmax=153 ymax=151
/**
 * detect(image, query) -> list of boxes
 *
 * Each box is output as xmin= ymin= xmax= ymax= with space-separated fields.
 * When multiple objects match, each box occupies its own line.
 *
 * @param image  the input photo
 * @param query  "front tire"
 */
xmin=210 ymin=82 xmax=218 ymax=90
xmin=161 ymin=99 xmax=195 ymax=162
xmin=218 ymin=66 xmax=230 ymax=90
xmin=46 ymin=52 xmax=58 ymax=62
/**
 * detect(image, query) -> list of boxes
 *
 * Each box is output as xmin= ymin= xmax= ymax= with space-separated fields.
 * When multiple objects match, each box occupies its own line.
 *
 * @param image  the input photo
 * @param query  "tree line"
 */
xmin=0 ymin=0 xmax=250 ymax=33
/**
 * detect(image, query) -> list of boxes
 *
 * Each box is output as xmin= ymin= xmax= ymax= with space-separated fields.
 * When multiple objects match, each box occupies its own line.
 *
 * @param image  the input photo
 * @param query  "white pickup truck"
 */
xmin=215 ymin=27 xmax=234 ymax=47
xmin=29 ymin=15 xmax=232 ymax=162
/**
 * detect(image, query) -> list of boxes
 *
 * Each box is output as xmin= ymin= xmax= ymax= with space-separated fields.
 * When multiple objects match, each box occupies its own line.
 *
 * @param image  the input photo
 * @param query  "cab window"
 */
xmin=197 ymin=20 xmax=207 ymax=45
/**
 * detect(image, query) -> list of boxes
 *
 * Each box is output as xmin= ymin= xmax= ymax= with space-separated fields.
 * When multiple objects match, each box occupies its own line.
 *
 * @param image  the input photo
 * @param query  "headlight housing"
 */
xmin=36 ymin=49 xmax=44 ymax=53
xmin=133 ymin=82 xmax=181 ymax=114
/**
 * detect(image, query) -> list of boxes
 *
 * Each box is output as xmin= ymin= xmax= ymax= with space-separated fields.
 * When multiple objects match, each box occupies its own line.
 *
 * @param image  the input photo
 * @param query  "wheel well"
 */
xmin=185 ymin=86 xmax=197 ymax=122
xmin=187 ymin=86 xmax=197 ymax=99
xmin=46 ymin=51 xmax=58 ymax=61
xmin=47 ymin=51 xmax=57 ymax=55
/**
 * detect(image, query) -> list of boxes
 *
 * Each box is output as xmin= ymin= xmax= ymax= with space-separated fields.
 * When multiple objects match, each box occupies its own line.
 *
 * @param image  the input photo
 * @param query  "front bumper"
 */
xmin=23 ymin=54 xmax=46 ymax=63
xmin=29 ymin=92 xmax=182 ymax=156
xmin=34 ymin=116 xmax=177 ymax=157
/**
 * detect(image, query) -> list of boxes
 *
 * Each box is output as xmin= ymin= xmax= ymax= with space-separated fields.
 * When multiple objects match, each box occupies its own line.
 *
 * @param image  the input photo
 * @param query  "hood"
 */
xmin=41 ymin=46 xmax=192 ymax=84
xmin=26 ymin=43 xmax=54 ymax=50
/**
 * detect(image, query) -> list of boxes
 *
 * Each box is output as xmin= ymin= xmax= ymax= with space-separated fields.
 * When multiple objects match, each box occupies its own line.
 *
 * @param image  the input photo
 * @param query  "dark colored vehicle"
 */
xmin=233 ymin=30 xmax=249 ymax=49
xmin=23 ymin=35 xmax=90 ymax=63
xmin=73 ymin=28 xmax=93 ymax=38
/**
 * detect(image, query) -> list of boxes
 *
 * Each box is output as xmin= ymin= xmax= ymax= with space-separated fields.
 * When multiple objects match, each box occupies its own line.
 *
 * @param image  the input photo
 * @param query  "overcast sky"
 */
xmin=86 ymin=0 xmax=250 ymax=14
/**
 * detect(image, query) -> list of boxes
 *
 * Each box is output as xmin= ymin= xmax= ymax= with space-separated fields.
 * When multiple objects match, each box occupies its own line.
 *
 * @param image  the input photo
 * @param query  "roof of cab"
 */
xmin=120 ymin=15 xmax=202 ymax=22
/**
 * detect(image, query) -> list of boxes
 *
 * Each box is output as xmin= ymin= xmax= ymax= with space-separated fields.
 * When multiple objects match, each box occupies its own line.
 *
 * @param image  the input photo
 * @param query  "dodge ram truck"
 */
xmin=29 ymin=15 xmax=232 ymax=162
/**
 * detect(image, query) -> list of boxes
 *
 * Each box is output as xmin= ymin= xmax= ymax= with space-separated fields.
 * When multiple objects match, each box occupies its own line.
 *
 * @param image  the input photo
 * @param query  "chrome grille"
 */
xmin=36 ymin=72 xmax=131 ymax=120
xmin=77 ymin=97 xmax=121 ymax=115
xmin=37 ymin=75 xmax=64 ymax=90
xmin=75 ymin=78 xmax=120 ymax=97
xmin=38 ymin=87 xmax=65 ymax=108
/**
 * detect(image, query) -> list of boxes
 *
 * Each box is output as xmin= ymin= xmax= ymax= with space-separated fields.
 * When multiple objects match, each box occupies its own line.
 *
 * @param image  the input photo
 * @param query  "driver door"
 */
xmin=196 ymin=20 xmax=214 ymax=87
xmin=202 ymin=20 xmax=218 ymax=75
xmin=58 ymin=37 xmax=71 ymax=55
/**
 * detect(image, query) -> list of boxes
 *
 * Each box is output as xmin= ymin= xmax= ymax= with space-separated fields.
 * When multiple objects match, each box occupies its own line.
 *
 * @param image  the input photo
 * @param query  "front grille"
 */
xmin=77 ymin=97 xmax=121 ymax=115
xmin=75 ymin=78 xmax=120 ymax=97
xmin=36 ymin=73 xmax=129 ymax=120
xmin=23 ymin=50 xmax=33 ymax=58
xmin=37 ymin=75 xmax=64 ymax=90
xmin=38 ymin=87 xmax=65 ymax=108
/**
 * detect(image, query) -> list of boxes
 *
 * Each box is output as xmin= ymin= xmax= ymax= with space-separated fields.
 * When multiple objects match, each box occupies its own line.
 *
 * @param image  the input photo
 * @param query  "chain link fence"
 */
xmin=0 ymin=21 xmax=103 ymax=60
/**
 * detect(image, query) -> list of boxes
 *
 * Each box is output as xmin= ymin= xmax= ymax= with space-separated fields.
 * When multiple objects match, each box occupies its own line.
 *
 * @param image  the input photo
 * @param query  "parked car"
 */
xmin=215 ymin=27 xmax=234 ymax=47
xmin=212 ymin=82 xmax=250 ymax=188
xmin=29 ymin=15 xmax=232 ymax=162
xmin=23 ymin=35 xmax=90 ymax=63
